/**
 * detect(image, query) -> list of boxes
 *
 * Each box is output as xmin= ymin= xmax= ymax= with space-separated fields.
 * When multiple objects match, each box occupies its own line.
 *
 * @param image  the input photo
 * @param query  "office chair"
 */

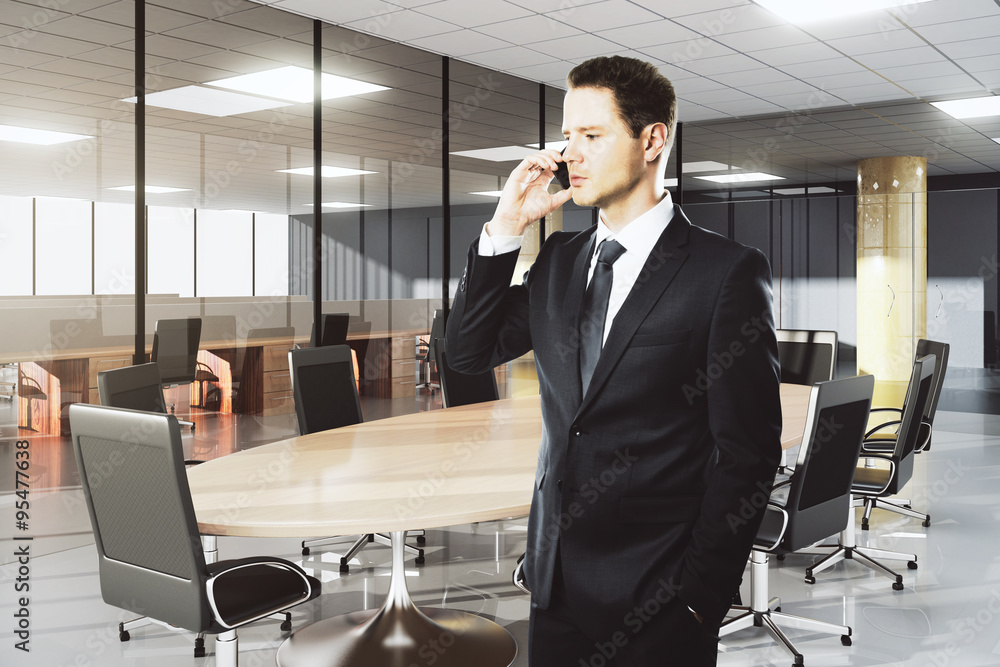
xmin=151 ymin=318 xmax=201 ymax=430
xmin=774 ymin=329 xmax=838 ymax=475
xmin=436 ymin=339 xmax=499 ymax=408
xmin=98 ymin=362 xmax=196 ymax=433
xmin=17 ymin=365 xmax=47 ymax=432
xmin=859 ymin=340 xmax=949 ymax=529
xmin=720 ymin=374 xmax=875 ymax=665
xmin=289 ymin=345 xmax=425 ymax=572
xmin=314 ymin=313 xmax=350 ymax=347
xmin=803 ymin=355 xmax=936 ymax=591
xmin=347 ymin=319 xmax=372 ymax=388
xmin=776 ymin=329 xmax=838 ymax=386
xmin=69 ymin=403 xmax=320 ymax=667
xmin=417 ymin=309 xmax=447 ymax=391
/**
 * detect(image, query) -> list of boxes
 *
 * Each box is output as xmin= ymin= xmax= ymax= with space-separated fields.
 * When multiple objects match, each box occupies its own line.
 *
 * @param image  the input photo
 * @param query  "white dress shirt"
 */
xmin=479 ymin=190 xmax=675 ymax=346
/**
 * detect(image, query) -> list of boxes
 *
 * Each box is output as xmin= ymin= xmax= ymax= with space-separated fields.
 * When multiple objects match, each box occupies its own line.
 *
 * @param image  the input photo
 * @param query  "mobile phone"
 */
xmin=554 ymin=148 xmax=570 ymax=190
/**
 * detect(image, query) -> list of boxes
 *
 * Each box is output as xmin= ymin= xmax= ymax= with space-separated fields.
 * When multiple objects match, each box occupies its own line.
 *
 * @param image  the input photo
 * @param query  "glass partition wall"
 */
xmin=3 ymin=0 xmax=999 ymax=472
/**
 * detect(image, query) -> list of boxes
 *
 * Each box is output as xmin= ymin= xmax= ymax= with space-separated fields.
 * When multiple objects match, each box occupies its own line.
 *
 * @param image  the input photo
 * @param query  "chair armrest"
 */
xmin=853 ymin=455 xmax=896 ymax=494
xmin=206 ymin=557 xmax=313 ymax=629
xmin=917 ymin=421 xmax=933 ymax=451
xmin=869 ymin=407 xmax=902 ymax=415
xmin=755 ymin=502 xmax=789 ymax=552
xmin=865 ymin=419 xmax=901 ymax=440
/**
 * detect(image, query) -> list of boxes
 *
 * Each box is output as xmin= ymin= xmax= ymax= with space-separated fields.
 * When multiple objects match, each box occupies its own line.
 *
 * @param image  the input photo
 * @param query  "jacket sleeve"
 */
xmin=444 ymin=237 xmax=536 ymax=374
xmin=680 ymin=246 xmax=783 ymax=628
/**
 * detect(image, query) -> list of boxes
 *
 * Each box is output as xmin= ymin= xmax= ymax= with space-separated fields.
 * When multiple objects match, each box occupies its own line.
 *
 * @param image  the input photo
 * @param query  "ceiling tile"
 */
xmin=507 ymin=61 xmax=573 ymax=85
xmin=715 ymin=24 xmax=814 ymax=52
xmin=679 ymin=53 xmax=764 ymax=78
xmin=81 ymin=1 xmax=205 ymax=32
xmin=595 ymin=19 xmax=700 ymax=48
xmin=936 ymin=35 xmax=1000 ymax=59
xmin=752 ymin=42 xmax=841 ymax=67
xmin=344 ymin=9 xmax=456 ymax=41
xmin=522 ymin=33 xmax=622 ymax=61
xmin=778 ymin=58 xmax=869 ymax=79
xmin=163 ymin=20 xmax=276 ymax=49
xmin=795 ymin=12 xmax=898 ymax=41
xmin=465 ymin=46 xmax=560 ymax=70
xmin=894 ymin=0 xmax=999 ymax=27
xmin=505 ymin=0 xmax=606 ymax=12
xmin=826 ymin=29 xmax=926 ymax=56
xmin=541 ymin=0 xmax=664 ymax=32
xmin=956 ymin=54 xmax=1000 ymax=75
xmin=410 ymin=30 xmax=511 ymax=57
xmin=639 ymin=39 xmax=736 ymax=65
xmin=711 ymin=67 xmax=795 ymax=87
xmin=879 ymin=61 xmax=966 ymax=82
xmin=476 ymin=14 xmax=582 ymax=44
xmin=853 ymin=45 xmax=947 ymax=69
xmin=914 ymin=14 xmax=1000 ymax=43
xmin=415 ymin=0 xmax=532 ymax=28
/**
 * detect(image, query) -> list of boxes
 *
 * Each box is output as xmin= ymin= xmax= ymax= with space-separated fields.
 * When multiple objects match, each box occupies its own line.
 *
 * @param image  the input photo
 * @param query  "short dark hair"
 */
xmin=567 ymin=56 xmax=677 ymax=142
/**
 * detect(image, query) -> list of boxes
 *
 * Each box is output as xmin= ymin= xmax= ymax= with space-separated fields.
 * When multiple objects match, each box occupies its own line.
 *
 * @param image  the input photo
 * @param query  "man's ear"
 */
xmin=644 ymin=122 xmax=668 ymax=164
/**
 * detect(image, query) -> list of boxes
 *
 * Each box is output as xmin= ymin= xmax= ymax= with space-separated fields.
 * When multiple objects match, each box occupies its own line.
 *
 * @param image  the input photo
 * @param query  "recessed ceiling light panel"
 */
xmin=207 ymin=66 xmax=388 ymax=103
xmin=452 ymin=146 xmax=535 ymax=162
xmin=754 ymin=0 xmax=934 ymax=23
xmin=470 ymin=190 xmax=505 ymax=197
xmin=303 ymin=202 xmax=372 ymax=208
xmin=696 ymin=172 xmax=784 ymax=183
xmin=109 ymin=185 xmax=191 ymax=194
xmin=278 ymin=166 xmax=377 ymax=177
xmin=125 ymin=86 xmax=292 ymax=116
xmin=0 ymin=124 xmax=92 ymax=145
xmin=932 ymin=97 xmax=1000 ymax=120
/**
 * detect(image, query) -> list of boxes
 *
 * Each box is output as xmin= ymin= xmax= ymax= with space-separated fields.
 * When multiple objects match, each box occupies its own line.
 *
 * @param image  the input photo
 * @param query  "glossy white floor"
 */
xmin=2 ymin=392 xmax=999 ymax=667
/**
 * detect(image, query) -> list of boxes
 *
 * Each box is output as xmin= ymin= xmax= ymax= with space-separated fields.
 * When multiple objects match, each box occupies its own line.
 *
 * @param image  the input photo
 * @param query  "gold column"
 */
xmin=856 ymin=156 xmax=927 ymax=406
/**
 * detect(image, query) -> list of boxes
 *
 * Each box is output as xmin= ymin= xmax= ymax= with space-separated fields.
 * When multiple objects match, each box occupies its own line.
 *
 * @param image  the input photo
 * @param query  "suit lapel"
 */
xmin=562 ymin=231 xmax=596 ymax=406
xmin=576 ymin=207 xmax=692 ymax=416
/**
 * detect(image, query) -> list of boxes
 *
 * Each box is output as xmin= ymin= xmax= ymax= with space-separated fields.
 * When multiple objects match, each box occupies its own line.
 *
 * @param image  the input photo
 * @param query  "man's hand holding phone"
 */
xmin=487 ymin=148 xmax=573 ymax=238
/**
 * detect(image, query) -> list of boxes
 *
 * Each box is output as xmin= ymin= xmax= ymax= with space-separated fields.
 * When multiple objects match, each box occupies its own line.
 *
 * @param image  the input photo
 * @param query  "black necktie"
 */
xmin=579 ymin=239 xmax=626 ymax=395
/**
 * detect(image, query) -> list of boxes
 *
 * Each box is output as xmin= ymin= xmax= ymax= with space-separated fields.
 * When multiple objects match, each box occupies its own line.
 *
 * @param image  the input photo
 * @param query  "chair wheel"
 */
xmin=923 ymin=517 xmax=931 ymax=527
xmin=907 ymin=561 xmax=918 ymax=570
xmin=804 ymin=576 xmax=815 ymax=585
xmin=301 ymin=546 xmax=310 ymax=556
xmin=774 ymin=606 xmax=781 ymax=613
xmin=903 ymin=504 xmax=912 ymax=509
xmin=119 ymin=630 xmax=130 ymax=642
xmin=776 ymin=554 xmax=785 ymax=561
xmin=793 ymin=657 xmax=804 ymax=666
xmin=280 ymin=620 xmax=292 ymax=632
xmin=194 ymin=637 xmax=205 ymax=657
xmin=893 ymin=581 xmax=904 ymax=591
xmin=841 ymin=635 xmax=852 ymax=646
xmin=190 ymin=424 xmax=196 ymax=432
xmin=415 ymin=555 xmax=425 ymax=565
xmin=416 ymin=535 xmax=426 ymax=545
xmin=861 ymin=520 xmax=869 ymax=530
xmin=340 ymin=562 xmax=350 ymax=574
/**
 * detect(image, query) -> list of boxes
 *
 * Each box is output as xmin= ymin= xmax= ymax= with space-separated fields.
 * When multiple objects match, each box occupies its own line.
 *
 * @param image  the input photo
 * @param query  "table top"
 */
xmin=188 ymin=384 xmax=811 ymax=538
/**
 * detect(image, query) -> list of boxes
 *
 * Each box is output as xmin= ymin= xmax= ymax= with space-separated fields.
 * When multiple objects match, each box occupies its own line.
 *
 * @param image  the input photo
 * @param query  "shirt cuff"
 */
xmin=478 ymin=222 xmax=523 ymax=256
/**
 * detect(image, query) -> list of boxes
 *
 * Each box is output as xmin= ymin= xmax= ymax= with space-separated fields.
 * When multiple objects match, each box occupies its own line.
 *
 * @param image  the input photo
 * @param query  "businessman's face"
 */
xmin=562 ymin=86 xmax=646 ymax=211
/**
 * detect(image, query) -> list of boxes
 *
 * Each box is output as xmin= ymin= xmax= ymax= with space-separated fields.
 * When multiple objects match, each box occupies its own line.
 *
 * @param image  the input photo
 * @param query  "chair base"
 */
xmin=801 ymin=500 xmax=917 ymax=590
xmin=301 ymin=532 xmax=425 ymax=572
xmin=861 ymin=497 xmax=930 ymax=530
xmin=721 ymin=551 xmax=851 ymax=665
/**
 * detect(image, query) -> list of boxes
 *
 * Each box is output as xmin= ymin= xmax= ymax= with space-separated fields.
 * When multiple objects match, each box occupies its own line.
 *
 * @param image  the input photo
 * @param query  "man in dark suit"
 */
xmin=445 ymin=56 xmax=781 ymax=666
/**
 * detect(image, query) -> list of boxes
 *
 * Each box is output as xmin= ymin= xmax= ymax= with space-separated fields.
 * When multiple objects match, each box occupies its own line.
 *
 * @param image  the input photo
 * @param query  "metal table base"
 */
xmin=277 ymin=531 xmax=517 ymax=667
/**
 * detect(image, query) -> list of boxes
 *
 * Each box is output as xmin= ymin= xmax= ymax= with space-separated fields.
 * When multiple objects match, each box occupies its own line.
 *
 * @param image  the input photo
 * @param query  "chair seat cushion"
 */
xmin=205 ymin=559 xmax=320 ymax=630
xmin=195 ymin=369 xmax=219 ymax=382
xmin=861 ymin=439 xmax=895 ymax=454
xmin=754 ymin=507 xmax=786 ymax=553
xmin=852 ymin=466 xmax=891 ymax=494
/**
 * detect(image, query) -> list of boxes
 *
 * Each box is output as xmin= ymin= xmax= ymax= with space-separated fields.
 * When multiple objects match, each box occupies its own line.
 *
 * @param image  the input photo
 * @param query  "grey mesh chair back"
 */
xmin=69 ymin=404 xmax=211 ymax=631
xmin=776 ymin=374 xmax=875 ymax=552
xmin=288 ymin=345 xmax=362 ymax=435
xmin=423 ymin=309 xmax=447 ymax=363
xmin=152 ymin=318 xmax=202 ymax=385
xmin=435 ymin=339 xmax=498 ymax=408
xmin=884 ymin=354 xmax=936 ymax=495
xmin=776 ymin=329 xmax=838 ymax=386
xmin=97 ymin=362 xmax=168 ymax=414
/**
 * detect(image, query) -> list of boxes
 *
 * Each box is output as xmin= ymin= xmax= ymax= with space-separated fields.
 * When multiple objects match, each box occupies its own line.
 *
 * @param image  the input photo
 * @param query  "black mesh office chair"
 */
xmin=69 ymin=403 xmax=320 ymax=667
xmin=98 ymin=362 xmax=196 ymax=433
xmin=417 ymin=309 xmax=447 ymax=391
xmin=776 ymin=329 xmax=838 ymax=386
xmin=859 ymin=340 xmax=949 ymax=529
xmin=289 ymin=345 xmax=425 ymax=572
xmin=17 ymin=366 xmax=47 ymax=432
xmin=315 ymin=313 xmax=350 ymax=347
xmin=804 ymin=355 xmax=936 ymax=591
xmin=720 ymin=374 xmax=875 ymax=665
xmin=151 ymin=318 xmax=201 ymax=430
xmin=435 ymin=339 xmax=499 ymax=408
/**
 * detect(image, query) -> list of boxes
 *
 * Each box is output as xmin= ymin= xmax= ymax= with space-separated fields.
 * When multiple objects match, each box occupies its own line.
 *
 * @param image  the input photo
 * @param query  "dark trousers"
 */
xmin=528 ymin=559 xmax=719 ymax=666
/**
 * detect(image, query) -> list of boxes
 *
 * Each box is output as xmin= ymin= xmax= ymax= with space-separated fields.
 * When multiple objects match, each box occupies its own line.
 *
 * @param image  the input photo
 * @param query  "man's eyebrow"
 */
xmin=563 ymin=125 xmax=606 ymax=133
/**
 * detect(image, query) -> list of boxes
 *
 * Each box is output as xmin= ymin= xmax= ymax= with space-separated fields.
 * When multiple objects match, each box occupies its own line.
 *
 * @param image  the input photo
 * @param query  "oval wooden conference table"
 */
xmin=187 ymin=384 xmax=812 ymax=667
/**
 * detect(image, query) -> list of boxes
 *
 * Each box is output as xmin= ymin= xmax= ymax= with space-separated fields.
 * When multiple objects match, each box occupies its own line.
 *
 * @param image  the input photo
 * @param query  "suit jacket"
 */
xmin=445 ymin=205 xmax=781 ymax=631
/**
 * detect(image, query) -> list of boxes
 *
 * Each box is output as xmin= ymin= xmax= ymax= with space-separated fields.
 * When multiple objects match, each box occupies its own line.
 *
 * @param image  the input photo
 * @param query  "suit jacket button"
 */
xmin=572 ymin=425 xmax=582 ymax=437
xmin=556 ymin=479 xmax=562 ymax=491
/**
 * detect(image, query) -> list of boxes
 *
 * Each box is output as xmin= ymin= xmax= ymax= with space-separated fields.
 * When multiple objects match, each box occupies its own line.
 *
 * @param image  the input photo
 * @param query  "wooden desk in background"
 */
xmin=187 ymin=385 xmax=811 ymax=666
xmin=9 ymin=328 xmax=428 ymax=435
